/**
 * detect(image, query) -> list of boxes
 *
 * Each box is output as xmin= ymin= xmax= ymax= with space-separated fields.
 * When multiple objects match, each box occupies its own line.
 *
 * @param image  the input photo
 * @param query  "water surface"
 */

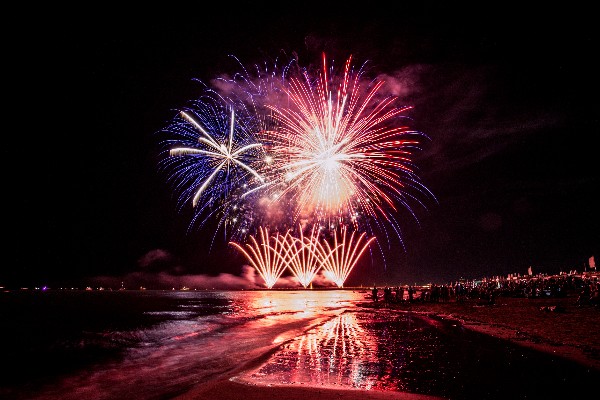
xmin=1 ymin=289 xmax=597 ymax=399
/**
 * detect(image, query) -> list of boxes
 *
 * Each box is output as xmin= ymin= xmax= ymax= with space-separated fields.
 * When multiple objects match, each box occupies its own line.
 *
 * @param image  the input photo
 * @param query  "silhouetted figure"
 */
xmin=384 ymin=287 xmax=393 ymax=305
xmin=395 ymin=286 xmax=403 ymax=302
xmin=590 ymin=282 xmax=599 ymax=307
xmin=372 ymin=286 xmax=379 ymax=302
xmin=576 ymin=284 xmax=591 ymax=306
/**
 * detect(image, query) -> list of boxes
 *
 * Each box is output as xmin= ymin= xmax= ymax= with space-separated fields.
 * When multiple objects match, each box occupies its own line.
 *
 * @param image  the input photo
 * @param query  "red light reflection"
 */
xmin=247 ymin=311 xmax=381 ymax=390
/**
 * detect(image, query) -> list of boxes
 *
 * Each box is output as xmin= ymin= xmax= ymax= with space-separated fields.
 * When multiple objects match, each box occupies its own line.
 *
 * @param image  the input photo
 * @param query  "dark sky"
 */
xmin=5 ymin=5 xmax=598 ymax=289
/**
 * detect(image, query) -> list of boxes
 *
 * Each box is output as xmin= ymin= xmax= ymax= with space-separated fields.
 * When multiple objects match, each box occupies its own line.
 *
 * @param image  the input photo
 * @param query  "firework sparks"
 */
xmin=281 ymin=225 xmax=325 ymax=288
xmin=158 ymin=94 xmax=266 ymax=240
xmin=230 ymin=223 xmax=375 ymax=288
xmin=159 ymin=53 xmax=435 ymax=284
xmin=170 ymin=109 xmax=264 ymax=207
xmin=260 ymin=53 xmax=435 ymax=239
xmin=229 ymin=227 xmax=290 ymax=289
xmin=315 ymin=226 xmax=376 ymax=288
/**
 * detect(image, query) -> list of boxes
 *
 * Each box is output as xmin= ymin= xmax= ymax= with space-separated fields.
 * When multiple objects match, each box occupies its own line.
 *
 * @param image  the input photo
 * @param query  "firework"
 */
xmin=229 ymin=226 xmax=290 ymax=289
xmin=160 ymin=53 xmax=434 ymax=283
xmin=281 ymin=225 xmax=324 ymax=288
xmin=169 ymin=109 xmax=264 ymax=207
xmin=158 ymin=93 xmax=267 ymax=241
xmin=230 ymin=223 xmax=375 ymax=288
xmin=315 ymin=226 xmax=376 ymax=288
xmin=259 ymin=53 xmax=435 ymax=241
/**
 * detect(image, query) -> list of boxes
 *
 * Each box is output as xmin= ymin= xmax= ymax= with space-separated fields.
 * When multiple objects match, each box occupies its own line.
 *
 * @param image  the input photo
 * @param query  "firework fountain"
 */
xmin=228 ymin=227 xmax=290 ymax=289
xmin=228 ymin=224 xmax=376 ymax=289
xmin=276 ymin=225 xmax=322 ymax=288
xmin=315 ymin=227 xmax=377 ymax=288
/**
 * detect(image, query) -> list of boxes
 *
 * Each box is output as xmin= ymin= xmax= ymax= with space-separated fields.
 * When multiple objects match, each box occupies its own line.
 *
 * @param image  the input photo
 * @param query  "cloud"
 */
xmin=378 ymin=63 xmax=566 ymax=176
xmin=90 ymin=264 xmax=263 ymax=290
xmin=377 ymin=64 xmax=429 ymax=99
xmin=90 ymin=258 xmax=341 ymax=291
xmin=137 ymin=249 xmax=172 ymax=268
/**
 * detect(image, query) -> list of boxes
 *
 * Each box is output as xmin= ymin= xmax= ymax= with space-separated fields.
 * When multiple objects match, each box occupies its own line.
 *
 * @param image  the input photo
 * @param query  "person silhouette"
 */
xmin=372 ymin=286 xmax=379 ymax=302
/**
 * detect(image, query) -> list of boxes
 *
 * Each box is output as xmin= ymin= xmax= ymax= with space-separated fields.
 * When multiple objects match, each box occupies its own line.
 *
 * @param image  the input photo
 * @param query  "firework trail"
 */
xmin=315 ymin=226 xmax=376 ymax=288
xmin=229 ymin=226 xmax=290 ymax=289
xmin=157 ymin=92 xmax=267 ymax=242
xmin=230 ymin=224 xmax=374 ymax=288
xmin=170 ymin=109 xmax=264 ymax=207
xmin=281 ymin=224 xmax=325 ymax=288
xmin=259 ymin=53 xmax=435 ymax=244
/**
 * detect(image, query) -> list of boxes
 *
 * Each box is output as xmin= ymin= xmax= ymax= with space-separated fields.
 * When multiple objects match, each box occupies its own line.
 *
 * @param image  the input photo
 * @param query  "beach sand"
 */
xmin=390 ymin=294 xmax=600 ymax=371
xmin=175 ymin=294 xmax=600 ymax=399
xmin=180 ymin=379 xmax=442 ymax=400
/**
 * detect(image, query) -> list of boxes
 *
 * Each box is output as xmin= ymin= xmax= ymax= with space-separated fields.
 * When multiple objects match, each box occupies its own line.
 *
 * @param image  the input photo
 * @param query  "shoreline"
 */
xmin=374 ymin=295 xmax=600 ymax=372
xmin=176 ymin=294 xmax=600 ymax=399
xmin=178 ymin=377 xmax=445 ymax=400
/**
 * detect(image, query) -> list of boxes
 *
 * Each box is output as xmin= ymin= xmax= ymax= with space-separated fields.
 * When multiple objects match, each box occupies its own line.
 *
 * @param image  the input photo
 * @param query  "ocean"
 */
xmin=1 ymin=289 xmax=598 ymax=400
xmin=0 ymin=289 xmax=364 ymax=400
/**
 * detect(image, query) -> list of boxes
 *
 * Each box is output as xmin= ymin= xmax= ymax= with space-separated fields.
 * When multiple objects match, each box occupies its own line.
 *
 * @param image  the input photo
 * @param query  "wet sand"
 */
xmin=181 ymin=379 xmax=442 ymax=400
xmin=386 ymin=294 xmax=600 ymax=371
xmin=177 ymin=369 xmax=443 ymax=400
xmin=176 ymin=294 xmax=600 ymax=399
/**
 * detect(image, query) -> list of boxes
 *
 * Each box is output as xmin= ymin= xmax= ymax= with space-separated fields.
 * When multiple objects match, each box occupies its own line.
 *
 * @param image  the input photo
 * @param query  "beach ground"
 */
xmin=176 ymin=294 xmax=600 ymax=399
xmin=382 ymin=293 xmax=600 ymax=371
xmin=182 ymin=379 xmax=443 ymax=400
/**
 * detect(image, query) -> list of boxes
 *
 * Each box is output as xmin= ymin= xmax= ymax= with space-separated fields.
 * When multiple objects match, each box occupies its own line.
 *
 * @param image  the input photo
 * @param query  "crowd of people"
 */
xmin=370 ymin=271 xmax=600 ymax=307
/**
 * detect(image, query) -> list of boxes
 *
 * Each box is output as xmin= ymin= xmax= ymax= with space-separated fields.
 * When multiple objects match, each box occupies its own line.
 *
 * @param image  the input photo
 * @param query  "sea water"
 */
xmin=1 ymin=289 xmax=598 ymax=400
xmin=0 ymin=289 xmax=364 ymax=400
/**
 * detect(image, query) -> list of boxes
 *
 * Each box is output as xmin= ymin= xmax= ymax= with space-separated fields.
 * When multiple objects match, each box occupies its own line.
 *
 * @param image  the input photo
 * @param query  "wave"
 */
xmin=0 ymin=289 xmax=363 ymax=400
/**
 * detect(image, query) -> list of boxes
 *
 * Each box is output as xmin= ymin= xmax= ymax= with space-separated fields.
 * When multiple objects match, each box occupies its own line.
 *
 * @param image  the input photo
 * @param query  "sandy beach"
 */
xmin=388 ymin=294 xmax=600 ymax=371
xmin=175 ymin=293 xmax=600 ymax=399
xmin=180 ymin=380 xmax=443 ymax=400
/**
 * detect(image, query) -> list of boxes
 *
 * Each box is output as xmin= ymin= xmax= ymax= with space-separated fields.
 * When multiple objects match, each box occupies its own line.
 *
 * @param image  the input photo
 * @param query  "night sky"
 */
xmin=5 ymin=5 xmax=598 ymax=289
